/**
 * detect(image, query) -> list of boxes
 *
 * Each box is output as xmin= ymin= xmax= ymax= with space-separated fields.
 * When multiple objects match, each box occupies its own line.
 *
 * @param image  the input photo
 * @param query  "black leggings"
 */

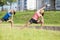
xmin=29 ymin=18 xmax=38 ymax=24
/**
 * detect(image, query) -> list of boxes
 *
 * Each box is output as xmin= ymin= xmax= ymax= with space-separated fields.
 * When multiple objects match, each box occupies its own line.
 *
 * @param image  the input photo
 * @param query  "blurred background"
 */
xmin=0 ymin=0 xmax=60 ymax=11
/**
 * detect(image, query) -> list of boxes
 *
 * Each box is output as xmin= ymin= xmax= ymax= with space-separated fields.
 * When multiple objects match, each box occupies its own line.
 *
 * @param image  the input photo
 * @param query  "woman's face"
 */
xmin=11 ymin=10 xmax=16 ymax=15
xmin=40 ymin=10 xmax=44 ymax=14
xmin=40 ymin=10 xmax=44 ymax=16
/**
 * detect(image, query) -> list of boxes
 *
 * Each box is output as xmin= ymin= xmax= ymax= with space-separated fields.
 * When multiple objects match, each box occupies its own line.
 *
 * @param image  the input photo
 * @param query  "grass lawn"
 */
xmin=0 ymin=11 xmax=60 ymax=24
xmin=0 ymin=25 xmax=60 ymax=40
xmin=0 ymin=11 xmax=60 ymax=40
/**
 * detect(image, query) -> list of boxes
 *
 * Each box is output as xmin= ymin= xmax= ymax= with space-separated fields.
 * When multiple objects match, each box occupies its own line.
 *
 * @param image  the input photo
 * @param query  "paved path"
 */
xmin=15 ymin=25 xmax=60 ymax=31
xmin=29 ymin=26 xmax=60 ymax=31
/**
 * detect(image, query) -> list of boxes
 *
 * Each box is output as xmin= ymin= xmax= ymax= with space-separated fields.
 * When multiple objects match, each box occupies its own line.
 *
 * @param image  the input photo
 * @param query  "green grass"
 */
xmin=0 ymin=25 xmax=60 ymax=40
xmin=44 ymin=11 xmax=60 ymax=24
xmin=0 ymin=11 xmax=60 ymax=25
xmin=0 ymin=11 xmax=60 ymax=40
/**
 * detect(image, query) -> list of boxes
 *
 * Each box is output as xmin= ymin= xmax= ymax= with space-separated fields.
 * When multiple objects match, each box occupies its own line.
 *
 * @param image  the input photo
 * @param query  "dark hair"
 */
xmin=14 ymin=11 xmax=16 ymax=15
xmin=42 ymin=13 xmax=44 ymax=16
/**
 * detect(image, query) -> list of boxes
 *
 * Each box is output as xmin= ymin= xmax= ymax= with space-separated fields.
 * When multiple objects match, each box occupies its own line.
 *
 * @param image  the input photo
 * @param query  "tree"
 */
xmin=6 ymin=0 xmax=16 ymax=9
xmin=0 ymin=0 xmax=7 ymax=11
xmin=0 ymin=2 xmax=4 ymax=6
xmin=0 ymin=0 xmax=16 ymax=11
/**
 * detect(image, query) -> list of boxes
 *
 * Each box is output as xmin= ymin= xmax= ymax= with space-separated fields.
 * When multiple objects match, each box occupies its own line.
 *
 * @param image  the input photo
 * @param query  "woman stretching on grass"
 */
xmin=0 ymin=9 xmax=16 ymax=27
xmin=24 ymin=6 xmax=46 ymax=29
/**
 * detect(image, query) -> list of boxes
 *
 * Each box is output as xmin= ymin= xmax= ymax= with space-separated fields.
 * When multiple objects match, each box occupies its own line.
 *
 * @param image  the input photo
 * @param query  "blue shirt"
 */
xmin=3 ymin=12 xmax=12 ymax=20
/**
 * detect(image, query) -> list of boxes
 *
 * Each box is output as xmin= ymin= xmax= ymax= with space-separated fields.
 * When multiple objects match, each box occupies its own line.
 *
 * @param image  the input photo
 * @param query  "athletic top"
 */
xmin=2 ymin=12 xmax=12 ymax=21
xmin=32 ymin=10 xmax=41 ymax=20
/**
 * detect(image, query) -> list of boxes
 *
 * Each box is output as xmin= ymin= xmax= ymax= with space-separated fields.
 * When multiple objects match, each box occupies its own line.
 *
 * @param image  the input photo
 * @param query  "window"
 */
xmin=56 ymin=0 xmax=60 ymax=8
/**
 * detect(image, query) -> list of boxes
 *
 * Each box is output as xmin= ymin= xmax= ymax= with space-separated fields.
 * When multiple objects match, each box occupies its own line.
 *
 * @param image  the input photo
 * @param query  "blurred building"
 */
xmin=17 ymin=0 xmax=44 ymax=10
xmin=0 ymin=2 xmax=17 ymax=11
xmin=0 ymin=0 xmax=60 ymax=11
xmin=55 ymin=0 xmax=60 ymax=10
xmin=17 ymin=0 xmax=60 ymax=10
xmin=17 ymin=0 xmax=27 ymax=11
xmin=45 ymin=0 xmax=60 ymax=10
xmin=27 ymin=0 xmax=36 ymax=10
